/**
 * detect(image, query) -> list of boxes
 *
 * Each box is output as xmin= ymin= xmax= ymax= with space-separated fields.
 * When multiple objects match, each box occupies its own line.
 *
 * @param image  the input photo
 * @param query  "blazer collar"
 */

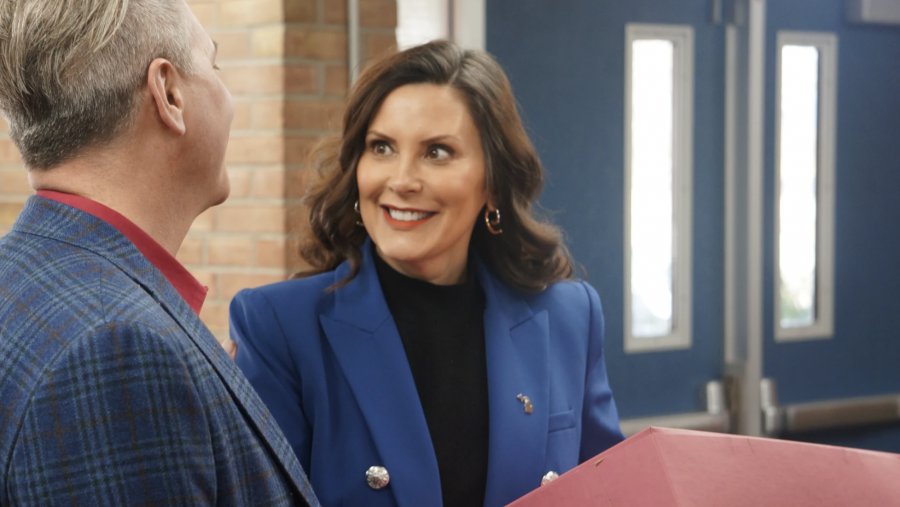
xmin=329 ymin=239 xmax=536 ymax=331
xmin=326 ymin=239 xmax=550 ymax=507
xmin=471 ymin=254 xmax=534 ymax=327
xmin=330 ymin=239 xmax=394 ymax=332
xmin=14 ymin=196 xmax=181 ymax=310
xmin=15 ymin=196 xmax=213 ymax=344
xmin=13 ymin=196 xmax=318 ymax=505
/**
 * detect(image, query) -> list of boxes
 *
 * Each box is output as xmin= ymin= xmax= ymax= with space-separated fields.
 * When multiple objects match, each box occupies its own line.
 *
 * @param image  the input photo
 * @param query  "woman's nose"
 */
xmin=386 ymin=154 xmax=423 ymax=194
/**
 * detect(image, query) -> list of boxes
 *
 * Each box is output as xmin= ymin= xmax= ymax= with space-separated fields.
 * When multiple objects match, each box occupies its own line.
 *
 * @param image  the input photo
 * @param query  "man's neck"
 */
xmin=28 ymin=153 xmax=197 ymax=257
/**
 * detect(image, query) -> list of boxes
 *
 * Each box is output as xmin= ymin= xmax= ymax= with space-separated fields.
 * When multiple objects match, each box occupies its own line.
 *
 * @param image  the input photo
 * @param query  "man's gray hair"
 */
xmin=0 ymin=0 xmax=196 ymax=169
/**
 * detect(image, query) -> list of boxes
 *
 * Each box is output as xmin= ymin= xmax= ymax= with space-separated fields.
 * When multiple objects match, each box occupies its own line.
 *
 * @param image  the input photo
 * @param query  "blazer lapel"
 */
xmin=475 ymin=259 xmax=551 ymax=507
xmin=320 ymin=241 xmax=442 ymax=507
xmin=151 ymin=286 xmax=318 ymax=504
xmin=16 ymin=198 xmax=317 ymax=504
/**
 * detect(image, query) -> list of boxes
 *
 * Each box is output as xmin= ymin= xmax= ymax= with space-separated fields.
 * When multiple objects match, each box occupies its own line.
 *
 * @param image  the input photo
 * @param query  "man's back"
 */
xmin=0 ymin=197 xmax=315 ymax=506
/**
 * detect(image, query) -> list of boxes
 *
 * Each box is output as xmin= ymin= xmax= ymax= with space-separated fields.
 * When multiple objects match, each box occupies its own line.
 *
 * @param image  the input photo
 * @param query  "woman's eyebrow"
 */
xmin=420 ymin=135 xmax=461 ymax=145
xmin=366 ymin=130 xmax=396 ymax=143
xmin=366 ymin=131 xmax=462 ymax=145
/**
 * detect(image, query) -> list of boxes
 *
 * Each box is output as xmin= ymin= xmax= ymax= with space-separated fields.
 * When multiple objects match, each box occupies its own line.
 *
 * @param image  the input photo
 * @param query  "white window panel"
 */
xmin=775 ymin=31 xmax=837 ymax=342
xmin=624 ymin=24 xmax=694 ymax=353
xmin=395 ymin=0 xmax=485 ymax=51
xmin=396 ymin=0 xmax=449 ymax=50
xmin=451 ymin=0 xmax=485 ymax=51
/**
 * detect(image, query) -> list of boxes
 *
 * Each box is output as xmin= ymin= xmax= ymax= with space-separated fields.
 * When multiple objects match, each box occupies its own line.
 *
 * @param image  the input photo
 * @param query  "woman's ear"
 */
xmin=147 ymin=58 xmax=186 ymax=136
xmin=482 ymin=185 xmax=494 ymax=211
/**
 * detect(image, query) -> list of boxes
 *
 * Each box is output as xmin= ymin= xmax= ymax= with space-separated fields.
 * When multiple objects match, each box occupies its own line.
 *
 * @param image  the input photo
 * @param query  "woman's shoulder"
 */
xmin=525 ymin=278 xmax=600 ymax=311
xmin=506 ymin=278 xmax=602 ymax=334
xmin=231 ymin=269 xmax=338 ymax=318
xmin=521 ymin=280 xmax=603 ymax=346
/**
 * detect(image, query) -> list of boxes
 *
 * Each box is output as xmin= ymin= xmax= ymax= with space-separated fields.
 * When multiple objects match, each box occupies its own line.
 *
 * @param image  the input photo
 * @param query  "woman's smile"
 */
xmin=382 ymin=205 xmax=437 ymax=227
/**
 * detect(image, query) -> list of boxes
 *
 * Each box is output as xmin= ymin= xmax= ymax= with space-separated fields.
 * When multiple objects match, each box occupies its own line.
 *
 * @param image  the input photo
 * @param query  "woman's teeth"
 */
xmin=387 ymin=208 xmax=433 ymax=222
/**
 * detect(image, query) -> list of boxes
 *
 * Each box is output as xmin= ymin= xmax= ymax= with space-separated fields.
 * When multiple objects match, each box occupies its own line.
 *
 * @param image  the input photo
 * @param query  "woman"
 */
xmin=231 ymin=41 xmax=623 ymax=507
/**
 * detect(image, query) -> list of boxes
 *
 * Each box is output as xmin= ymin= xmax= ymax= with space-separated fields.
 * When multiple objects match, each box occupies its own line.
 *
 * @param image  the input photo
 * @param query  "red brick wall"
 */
xmin=186 ymin=0 xmax=397 ymax=340
xmin=0 ymin=0 xmax=398 ymax=342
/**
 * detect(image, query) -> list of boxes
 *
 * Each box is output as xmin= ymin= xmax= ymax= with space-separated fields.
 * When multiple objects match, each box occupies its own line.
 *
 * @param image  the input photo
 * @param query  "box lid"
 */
xmin=508 ymin=427 xmax=900 ymax=506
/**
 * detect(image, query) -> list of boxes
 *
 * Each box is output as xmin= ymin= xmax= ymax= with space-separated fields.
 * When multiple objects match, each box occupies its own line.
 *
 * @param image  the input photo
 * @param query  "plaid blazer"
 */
xmin=0 ymin=196 xmax=319 ymax=507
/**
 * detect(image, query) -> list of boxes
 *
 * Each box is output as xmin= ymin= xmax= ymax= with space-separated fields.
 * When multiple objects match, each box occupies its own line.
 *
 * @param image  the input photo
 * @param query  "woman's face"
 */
xmin=357 ymin=83 xmax=488 ymax=285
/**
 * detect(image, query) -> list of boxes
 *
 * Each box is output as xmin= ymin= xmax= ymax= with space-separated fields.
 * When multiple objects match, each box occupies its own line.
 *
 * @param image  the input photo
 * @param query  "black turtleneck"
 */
xmin=373 ymin=248 xmax=489 ymax=507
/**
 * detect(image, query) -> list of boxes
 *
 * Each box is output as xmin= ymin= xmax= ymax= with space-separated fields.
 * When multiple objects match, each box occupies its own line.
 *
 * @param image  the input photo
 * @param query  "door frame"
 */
xmin=723 ymin=0 xmax=767 ymax=437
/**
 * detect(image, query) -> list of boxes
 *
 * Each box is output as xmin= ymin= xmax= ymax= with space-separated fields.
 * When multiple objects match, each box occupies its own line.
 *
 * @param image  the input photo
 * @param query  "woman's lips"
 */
xmin=382 ymin=206 xmax=436 ymax=228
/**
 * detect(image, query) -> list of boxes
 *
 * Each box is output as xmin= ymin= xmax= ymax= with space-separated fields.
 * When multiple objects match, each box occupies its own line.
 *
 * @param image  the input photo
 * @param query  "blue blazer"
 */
xmin=0 ymin=196 xmax=318 ymax=507
xmin=231 ymin=240 xmax=624 ymax=507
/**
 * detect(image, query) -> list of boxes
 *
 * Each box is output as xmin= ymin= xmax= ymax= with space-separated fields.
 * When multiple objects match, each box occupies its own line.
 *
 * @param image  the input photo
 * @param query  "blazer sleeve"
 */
xmin=230 ymin=289 xmax=312 ymax=472
xmin=578 ymin=282 xmax=626 ymax=462
xmin=7 ymin=322 xmax=217 ymax=506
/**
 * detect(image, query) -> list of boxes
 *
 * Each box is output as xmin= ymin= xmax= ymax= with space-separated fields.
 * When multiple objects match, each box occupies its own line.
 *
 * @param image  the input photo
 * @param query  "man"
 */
xmin=0 ymin=1 xmax=318 ymax=505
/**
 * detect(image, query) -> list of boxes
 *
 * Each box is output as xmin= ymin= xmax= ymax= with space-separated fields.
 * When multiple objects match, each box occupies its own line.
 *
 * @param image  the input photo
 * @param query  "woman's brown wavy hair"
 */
xmin=297 ymin=40 xmax=575 ymax=293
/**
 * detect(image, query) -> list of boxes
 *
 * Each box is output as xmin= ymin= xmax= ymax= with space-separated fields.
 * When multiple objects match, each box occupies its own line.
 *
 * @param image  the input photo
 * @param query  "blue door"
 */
xmin=762 ymin=0 xmax=900 ymax=451
xmin=488 ymin=0 xmax=900 ymax=450
xmin=487 ymin=1 xmax=728 ymax=427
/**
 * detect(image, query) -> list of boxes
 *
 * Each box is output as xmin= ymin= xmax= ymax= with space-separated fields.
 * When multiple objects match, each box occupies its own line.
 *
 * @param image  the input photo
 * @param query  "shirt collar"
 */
xmin=35 ymin=190 xmax=208 ymax=314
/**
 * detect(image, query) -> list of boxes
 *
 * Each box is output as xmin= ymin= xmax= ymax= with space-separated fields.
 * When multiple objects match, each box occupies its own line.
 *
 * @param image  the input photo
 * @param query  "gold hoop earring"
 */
xmin=485 ymin=208 xmax=502 ymax=235
xmin=354 ymin=200 xmax=364 ymax=226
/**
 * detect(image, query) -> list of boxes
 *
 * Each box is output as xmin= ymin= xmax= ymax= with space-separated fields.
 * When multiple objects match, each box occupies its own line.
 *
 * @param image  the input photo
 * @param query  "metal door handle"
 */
xmin=760 ymin=378 xmax=900 ymax=437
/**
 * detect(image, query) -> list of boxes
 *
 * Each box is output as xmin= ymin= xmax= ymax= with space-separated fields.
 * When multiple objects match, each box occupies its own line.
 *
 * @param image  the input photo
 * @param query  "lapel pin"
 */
xmin=516 ymin=394 xmax=534 ymax=414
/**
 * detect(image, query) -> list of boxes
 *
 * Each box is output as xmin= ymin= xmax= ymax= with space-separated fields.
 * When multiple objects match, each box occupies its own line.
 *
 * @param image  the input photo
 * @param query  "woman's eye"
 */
xmin=371 ymin=141 xmax=393 ymax=156
xmin=426 ymin=145 xmax=452 ymax=161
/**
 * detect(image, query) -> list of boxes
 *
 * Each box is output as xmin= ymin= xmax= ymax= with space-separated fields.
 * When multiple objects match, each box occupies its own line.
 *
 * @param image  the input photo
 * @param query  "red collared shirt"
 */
xmin=36 ymin=190 xmax=208 ymax=314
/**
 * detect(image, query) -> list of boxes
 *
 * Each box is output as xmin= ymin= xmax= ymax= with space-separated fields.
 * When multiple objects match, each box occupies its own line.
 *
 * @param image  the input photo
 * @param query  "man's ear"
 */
xmin=147 ymin=58 xmax=186 ymax=136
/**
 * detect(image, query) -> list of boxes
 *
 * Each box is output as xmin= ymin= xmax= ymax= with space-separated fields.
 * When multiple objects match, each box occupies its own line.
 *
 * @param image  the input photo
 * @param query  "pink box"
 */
xmin=508 ymin=427 xmax=900 ymax=506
